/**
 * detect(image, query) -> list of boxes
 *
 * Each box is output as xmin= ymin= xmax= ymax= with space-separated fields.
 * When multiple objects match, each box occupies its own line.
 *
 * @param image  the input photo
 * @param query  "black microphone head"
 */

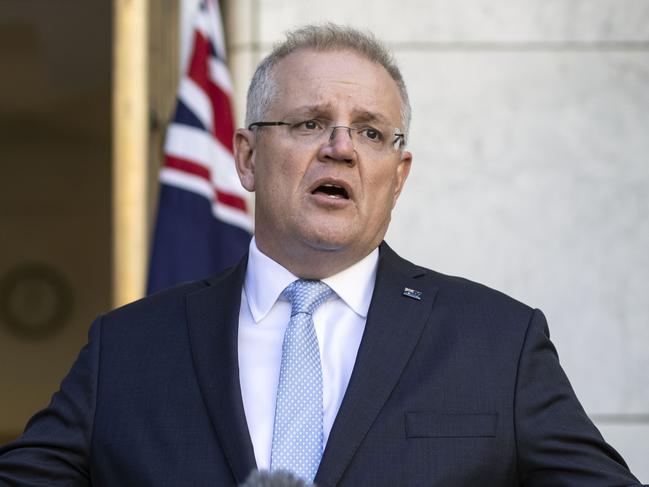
xmin=239 ymin=469 xmax=316 ymax=487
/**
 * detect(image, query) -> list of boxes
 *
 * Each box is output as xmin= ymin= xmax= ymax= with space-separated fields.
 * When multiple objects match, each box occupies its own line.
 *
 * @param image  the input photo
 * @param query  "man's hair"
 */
xmin=244 ymin=23 xmax=411 ymax=141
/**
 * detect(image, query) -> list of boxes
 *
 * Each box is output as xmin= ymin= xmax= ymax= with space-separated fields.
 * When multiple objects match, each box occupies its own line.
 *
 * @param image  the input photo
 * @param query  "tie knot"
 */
xmin=283 ymin=279 xmax=333 ymax=316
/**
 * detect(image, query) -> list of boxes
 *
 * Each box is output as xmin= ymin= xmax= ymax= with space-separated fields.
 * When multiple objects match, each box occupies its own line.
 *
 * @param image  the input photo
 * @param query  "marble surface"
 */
xmin=596 ymin=422 xmax=649 ymax=482
xmin=251 ymin=0 xmax=649 ymax=44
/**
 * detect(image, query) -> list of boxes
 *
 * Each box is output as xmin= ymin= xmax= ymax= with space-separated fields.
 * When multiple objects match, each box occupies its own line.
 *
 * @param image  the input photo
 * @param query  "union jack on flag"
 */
xmin=147 ymin=0 xmax=252 ymax=294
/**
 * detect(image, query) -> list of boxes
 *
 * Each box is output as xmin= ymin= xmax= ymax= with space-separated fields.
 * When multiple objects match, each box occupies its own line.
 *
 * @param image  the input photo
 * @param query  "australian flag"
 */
xmin=147 ymin=0 xmax=252 ymax=294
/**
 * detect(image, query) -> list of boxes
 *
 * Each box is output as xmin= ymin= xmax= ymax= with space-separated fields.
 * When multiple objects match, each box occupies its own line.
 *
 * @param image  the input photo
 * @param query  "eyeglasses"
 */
xmin=248 ymin=119 xmax=406 ymax=154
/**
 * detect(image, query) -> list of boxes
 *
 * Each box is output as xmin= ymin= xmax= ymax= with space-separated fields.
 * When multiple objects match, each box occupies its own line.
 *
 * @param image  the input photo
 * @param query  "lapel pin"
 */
xmin=402 ymin=287 xmax=422 ymax=300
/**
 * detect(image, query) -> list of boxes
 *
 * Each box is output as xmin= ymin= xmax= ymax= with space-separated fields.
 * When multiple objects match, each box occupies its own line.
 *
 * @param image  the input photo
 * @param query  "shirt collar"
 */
xmin=244 ymin=237 xmax=379 ymax=323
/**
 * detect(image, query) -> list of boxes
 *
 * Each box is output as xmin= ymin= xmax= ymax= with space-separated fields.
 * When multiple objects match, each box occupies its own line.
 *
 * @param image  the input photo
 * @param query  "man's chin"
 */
xmin=301 ymin=234 xmax=352 ymax=253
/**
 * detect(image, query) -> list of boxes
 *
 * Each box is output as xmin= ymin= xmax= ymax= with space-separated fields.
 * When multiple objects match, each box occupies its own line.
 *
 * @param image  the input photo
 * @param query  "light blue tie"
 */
xmin=270 ymin=279 xmax=333 ymax=482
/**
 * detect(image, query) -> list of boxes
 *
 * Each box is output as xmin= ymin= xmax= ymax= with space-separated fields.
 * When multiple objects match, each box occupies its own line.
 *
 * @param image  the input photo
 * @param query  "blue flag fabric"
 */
xmin=147 ymin=0 xmax=252 ymax=294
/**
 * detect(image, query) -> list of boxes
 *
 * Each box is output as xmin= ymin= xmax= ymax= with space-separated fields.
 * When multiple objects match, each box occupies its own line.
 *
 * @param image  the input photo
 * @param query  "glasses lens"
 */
xmin=282 ymin=119 xmax=400 ymax=154
xmin=250 ymin=118 xmax=404 ymax=154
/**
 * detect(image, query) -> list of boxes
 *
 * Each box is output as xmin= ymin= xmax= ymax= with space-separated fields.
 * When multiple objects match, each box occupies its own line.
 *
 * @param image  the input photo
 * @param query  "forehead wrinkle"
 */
xmin=286 ymin=103 xmax=337 ymax=118
xmin=351 ymin=109 xmax=391 ymax=126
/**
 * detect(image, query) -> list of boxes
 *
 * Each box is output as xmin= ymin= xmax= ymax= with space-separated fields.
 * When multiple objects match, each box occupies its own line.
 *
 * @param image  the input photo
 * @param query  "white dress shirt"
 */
xmin=238 ymin=237 xmax=378 ymax=470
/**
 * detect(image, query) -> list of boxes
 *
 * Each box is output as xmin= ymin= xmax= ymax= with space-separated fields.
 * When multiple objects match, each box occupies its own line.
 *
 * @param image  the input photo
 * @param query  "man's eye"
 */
xmin=359 ymin=127 xmax=383 ymax=141
xmin=297 ymin=120 xmax=320 ymax=130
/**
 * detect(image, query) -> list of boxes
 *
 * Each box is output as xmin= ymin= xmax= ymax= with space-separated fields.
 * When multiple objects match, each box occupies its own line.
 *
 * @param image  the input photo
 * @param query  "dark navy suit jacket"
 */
xmin=0 ymin=243 xmax=642 ymax=486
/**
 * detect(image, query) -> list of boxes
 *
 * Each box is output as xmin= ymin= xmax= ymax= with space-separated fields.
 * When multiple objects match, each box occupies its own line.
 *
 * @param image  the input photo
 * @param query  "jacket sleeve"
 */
xmin=515 ymin=309 xmax=642 ymax=486
xmin=0 ymin=317 xmax=102 ymax=486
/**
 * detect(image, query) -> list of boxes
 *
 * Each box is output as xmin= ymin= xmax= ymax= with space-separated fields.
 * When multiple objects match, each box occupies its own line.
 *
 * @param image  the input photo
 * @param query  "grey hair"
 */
xmin=244 ymin=23 xmax=411 ymax=142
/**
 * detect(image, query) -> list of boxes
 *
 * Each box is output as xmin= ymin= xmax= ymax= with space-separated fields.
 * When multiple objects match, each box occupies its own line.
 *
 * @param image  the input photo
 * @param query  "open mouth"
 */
xmin=312 ymin=183 xmax=350 ymax=199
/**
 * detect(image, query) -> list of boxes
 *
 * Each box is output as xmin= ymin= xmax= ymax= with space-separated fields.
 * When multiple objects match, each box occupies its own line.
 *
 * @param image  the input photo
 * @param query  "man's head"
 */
xmin=234 ymin=24 xmax=413 ymax=278
xmin=244 ymin=23 xmax=411 ymax=140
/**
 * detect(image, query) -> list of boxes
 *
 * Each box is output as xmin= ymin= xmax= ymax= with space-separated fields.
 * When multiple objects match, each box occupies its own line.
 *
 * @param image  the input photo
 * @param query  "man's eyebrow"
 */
xmin=352 ymin=109 xmax=391 ymax=125
xmin=286 ymin=104 xmax=335 ymax=118
xmin=286 ymin=106 xmax=393 ymax=125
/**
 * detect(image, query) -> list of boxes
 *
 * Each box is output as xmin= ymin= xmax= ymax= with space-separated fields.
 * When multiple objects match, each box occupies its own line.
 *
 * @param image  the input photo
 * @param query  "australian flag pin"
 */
xmin=402 ymin=287 xmax=422 ymax=300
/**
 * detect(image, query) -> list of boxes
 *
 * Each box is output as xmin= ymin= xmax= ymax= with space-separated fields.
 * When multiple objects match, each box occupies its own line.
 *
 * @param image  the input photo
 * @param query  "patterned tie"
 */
xmin=270 ymin=279 xmax=333 ymax=482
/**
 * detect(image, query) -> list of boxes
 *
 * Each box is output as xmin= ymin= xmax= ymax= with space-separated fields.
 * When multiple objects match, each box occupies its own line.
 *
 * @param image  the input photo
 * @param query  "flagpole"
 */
xmin=112 ymin=0 xmax=149 ymax=307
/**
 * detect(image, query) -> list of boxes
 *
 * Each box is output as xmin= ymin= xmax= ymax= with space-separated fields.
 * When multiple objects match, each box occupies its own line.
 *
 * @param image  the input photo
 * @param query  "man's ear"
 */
xmin=392 ymin=150 xmax=412 ymax=208
xmin=233 ymin=128 xmax=256 ymax=192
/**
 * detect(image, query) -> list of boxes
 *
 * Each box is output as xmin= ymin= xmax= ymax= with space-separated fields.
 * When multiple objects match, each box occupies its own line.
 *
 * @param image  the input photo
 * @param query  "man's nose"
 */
xmin=319 ymin=125 xmax=356 ymax=164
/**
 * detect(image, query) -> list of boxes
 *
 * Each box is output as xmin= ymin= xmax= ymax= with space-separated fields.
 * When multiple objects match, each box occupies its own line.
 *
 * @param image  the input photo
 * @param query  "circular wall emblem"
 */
xmin=0 ymin=263 xmax=72 ymax=340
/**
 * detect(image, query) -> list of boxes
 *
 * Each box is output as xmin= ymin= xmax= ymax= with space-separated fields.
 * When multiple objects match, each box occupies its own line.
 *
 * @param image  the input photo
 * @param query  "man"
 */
xmin=0 ymin=24 xmax=643 ymax=487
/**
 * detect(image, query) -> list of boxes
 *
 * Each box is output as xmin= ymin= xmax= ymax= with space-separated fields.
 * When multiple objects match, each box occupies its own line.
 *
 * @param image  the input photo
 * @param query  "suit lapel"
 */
xmin=315 ymin=244 xmax=439 ymax=486
xmin=186 ymin=258 xmax=257 ymax=484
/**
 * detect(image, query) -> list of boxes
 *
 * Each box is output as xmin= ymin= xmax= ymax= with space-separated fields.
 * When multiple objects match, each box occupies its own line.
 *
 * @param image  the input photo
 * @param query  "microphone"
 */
xmin=239 ymin=469 xmax=317 ymax=487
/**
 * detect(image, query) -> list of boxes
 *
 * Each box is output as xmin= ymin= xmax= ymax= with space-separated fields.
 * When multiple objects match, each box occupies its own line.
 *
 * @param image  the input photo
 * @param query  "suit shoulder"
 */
xmin=433 ymin=270 xmax=532 ymax=313
xmin=424 ymin=267 xmax=538 ymax=341
xmin=101 ymin=263 xmax=242 ymax=330
xmin=91 ymin=282 xmax=201 ymax=344
xmin=382 ymin=243 xmax=535 ymax=321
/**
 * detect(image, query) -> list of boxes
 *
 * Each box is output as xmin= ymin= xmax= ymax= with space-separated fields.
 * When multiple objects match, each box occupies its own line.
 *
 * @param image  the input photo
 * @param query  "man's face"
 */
xmin=235 ymin=48 xmax=412 ymax=276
